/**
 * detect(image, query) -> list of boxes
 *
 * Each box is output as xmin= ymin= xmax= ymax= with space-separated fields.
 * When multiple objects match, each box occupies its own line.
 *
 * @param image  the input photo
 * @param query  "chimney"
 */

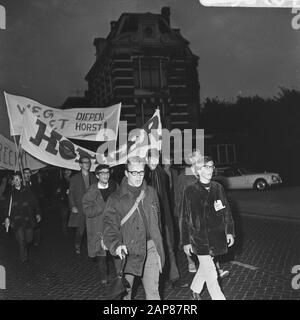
xmin=161 ymin=7 xmax=170 ymax=26
xmin=93 ymin=38 xmax=107 ymax=57
xmin=110 ymin=21 xmax=117 ymax=31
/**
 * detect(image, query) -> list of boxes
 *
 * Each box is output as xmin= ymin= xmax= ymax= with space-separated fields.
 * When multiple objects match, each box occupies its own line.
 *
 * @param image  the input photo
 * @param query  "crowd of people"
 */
xmin=0 ymin=149 xmax=235 ymax=300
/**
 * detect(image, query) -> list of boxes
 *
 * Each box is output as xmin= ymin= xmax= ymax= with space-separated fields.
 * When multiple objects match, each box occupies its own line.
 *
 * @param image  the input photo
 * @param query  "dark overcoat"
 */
xmin=68 ymin=172 xmax=97 ymax=229
xmin=82 ymin=180 xmax=117 ymax=258
xmin=103 ymin=178 xmax=165 ymax=277
xmin=179 ymin=180 xmax=235 ymax=257
xmin=175 ymin=167 xmax=198 ymax=218
xmin=6 ymin=186 xmax=41 ymax=230
xmin=146 ymin=165 xmax=176 ymax=247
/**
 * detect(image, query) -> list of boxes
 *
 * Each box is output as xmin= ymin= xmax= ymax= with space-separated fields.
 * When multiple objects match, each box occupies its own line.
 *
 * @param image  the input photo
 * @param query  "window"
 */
xmin=209 ymin=144 xmax=236 ymax=165
xmin=133 ymin=58 xmax=167 ymax=89
xmin=159 ymin=19 xmax=170 ymax=34
xmin=219 ymin=145 xmax=227 ymax=164
xmin=120 ymin=17 xmax=138 ymax=34
xmin=143 ymin=25 xmax=155 ymax=38
xmin=227 ymin=144 xmax=236 ymax=163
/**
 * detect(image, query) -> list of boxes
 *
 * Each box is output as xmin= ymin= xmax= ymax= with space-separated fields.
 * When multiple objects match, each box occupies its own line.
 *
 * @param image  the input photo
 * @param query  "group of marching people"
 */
xmin=0 ymin=149 xmax=235 ymax=300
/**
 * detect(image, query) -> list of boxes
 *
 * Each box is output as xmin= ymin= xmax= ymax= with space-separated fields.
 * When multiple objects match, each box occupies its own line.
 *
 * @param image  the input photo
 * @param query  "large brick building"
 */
xmin=80 ymin=7 xmax=200 ymax=132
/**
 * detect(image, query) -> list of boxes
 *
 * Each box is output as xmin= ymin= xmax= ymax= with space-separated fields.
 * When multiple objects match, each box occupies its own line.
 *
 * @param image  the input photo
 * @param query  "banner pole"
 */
xmin=3 ymin=92 xmax=26 ymax=182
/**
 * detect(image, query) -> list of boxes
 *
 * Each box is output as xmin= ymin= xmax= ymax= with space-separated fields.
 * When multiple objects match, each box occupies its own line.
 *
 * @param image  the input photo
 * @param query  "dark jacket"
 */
xmin=146 ymin=165 xmax=176 ymax=247
xmin=103 ymin=178 xmax=165 ymax=276
xmin=25 ymin=176 xmax=42 ymax=199
xmin=56 ymin=177 xmax=70 ymax=206
xmin=175 ymin=167 xmax=198 ymax=219
xmin=6 ymin=186 xmax=41 ymax=230
xmin=82 ymin=180 xmax=117 ymax=258
xmin=68 ymin=171 xmax=97 ymax=228
xmin=179 ymin=180 xmax=235 ymax=257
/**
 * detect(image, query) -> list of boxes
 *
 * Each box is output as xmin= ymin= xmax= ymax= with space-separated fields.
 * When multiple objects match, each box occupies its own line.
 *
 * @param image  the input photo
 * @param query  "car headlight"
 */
xmin=271 ymin=175 xmax=280 ymax=182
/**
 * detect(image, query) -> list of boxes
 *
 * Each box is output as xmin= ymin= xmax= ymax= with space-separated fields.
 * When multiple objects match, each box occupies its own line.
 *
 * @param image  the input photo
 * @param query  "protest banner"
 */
xmin=4 ymin=92 xmax=121 ymax=141
xmin=0 ymin=133 xmax=47 ymax=171
xmin=20 ymin=109 xmax=99 ymax=171
xmin=96 ymin=109 xmax=162 ymax=166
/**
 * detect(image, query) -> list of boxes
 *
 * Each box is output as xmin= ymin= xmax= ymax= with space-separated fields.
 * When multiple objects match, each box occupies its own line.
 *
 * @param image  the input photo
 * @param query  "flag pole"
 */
xmin=4 ymin=92 xmax=25 ymax=176
xmin=3 ymin=92 xmax=25 ymax=232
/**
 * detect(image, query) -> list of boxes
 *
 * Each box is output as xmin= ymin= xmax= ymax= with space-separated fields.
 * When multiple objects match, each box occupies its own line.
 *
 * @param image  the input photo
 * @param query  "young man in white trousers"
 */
xmin=180 ymin=156 xmax=235 ymax=300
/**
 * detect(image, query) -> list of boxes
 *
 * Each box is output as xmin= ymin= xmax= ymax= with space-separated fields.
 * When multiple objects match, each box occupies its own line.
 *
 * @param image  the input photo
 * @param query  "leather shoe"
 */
xmin=100 ymin=279 xmax=108 ymax=287
xmin=171 ymin=279 xmax=189 ymax=289
xmin=191 ymin=291 xmax=202 ymax=300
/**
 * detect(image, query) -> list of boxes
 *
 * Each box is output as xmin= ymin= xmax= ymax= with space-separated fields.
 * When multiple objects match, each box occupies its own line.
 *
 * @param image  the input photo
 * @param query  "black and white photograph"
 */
xmin=0 ymin=0 xmax=300 ymax=303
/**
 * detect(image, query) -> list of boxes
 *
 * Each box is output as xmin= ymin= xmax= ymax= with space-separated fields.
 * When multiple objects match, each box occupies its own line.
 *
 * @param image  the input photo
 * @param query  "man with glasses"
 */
xmin=103 ymin=156 xmax=165 ymax=300
xmin=68 ymin=156 xmax=97 ymax=254
xmin=82 ymin=164 xmax=118 ymax=286
xmin=179 ymin=156 xmax=235 ymax=300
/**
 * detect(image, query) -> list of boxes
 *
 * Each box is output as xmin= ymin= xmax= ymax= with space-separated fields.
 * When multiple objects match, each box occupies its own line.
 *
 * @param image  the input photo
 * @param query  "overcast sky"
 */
xmin=0 ymin=0 xmax=299 ymax=137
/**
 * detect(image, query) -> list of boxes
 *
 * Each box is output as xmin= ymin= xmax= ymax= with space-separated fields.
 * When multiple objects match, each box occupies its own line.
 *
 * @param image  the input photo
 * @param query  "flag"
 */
xmin=96 ymin=109 xmax=162 ymax=166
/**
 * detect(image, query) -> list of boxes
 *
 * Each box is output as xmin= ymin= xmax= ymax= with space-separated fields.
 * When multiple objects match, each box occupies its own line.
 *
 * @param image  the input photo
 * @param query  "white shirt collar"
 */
xmin=98 ymin=182 xmax=108 ymax=189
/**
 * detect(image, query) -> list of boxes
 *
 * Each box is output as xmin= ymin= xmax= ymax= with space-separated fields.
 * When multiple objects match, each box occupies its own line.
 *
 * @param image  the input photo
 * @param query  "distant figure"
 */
xmin=4 ymin=172 xmax=42 ymax=262
xmin=56 ymin=168 xmax=73 ymax=236
xmin=68 ymin=156 xmax=97 ymax=254
xmin=23 ymin=168 xmax=42 ymax=247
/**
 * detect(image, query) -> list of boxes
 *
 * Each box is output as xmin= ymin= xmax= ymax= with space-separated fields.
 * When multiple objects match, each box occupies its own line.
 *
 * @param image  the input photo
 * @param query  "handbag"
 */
xmin=101 ymin=189 xmax=145 ymax=300
xmin=101 ymin=254 xmax=130 ymax=300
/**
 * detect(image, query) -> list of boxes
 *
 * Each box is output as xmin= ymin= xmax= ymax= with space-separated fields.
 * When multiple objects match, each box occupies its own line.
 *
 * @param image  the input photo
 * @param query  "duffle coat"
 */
xmin=103 ymin=178 xmax=165 ymax=276
xmin=68 ymin=172 xmax=97 ymax=229
xmin=82 ymin=180 xmax=117 ymax=258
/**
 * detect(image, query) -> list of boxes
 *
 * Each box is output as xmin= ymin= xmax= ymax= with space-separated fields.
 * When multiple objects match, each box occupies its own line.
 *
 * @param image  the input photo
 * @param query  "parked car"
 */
xmin=213 ymin=167 xmax=282 ymax=191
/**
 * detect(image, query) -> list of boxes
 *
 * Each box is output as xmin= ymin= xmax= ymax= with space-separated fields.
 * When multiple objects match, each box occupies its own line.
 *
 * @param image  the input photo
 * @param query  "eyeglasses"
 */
xmin=128 ymin=171 xmax=145 ymax=176
xmin=98 ymin=171 xmax=110 ymax=176
xmin=203 ymin=165 xmax=215 ymax=170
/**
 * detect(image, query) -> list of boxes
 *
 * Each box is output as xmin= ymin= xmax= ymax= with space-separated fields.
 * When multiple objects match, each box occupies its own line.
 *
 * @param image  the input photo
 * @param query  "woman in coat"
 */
xmin=4 ymin=172 xmax=41 ymax=262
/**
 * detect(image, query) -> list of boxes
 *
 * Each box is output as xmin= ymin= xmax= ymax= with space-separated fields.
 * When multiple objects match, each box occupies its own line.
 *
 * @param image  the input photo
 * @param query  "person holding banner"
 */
xmin=103 ymin=156 xmax=165 ymax=300
xmin=0 ymin=175 xmax=9 ymax=232
xmin=4 ymin=172 xmax=41 ymax=263
xmin=68 ymin=156 xmax=97 ymax=255
xmin=23 ymin=168 xmax=43 ymax=247
xmin=82 ymin=164 xmax=118 ymax=286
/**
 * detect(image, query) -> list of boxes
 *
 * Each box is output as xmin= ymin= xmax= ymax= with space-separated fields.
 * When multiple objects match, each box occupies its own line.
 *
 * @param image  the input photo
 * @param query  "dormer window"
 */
xmin=120 ymin=16 xmax=139 ymax=34
xmin=159 ymin=19 xmax=170 ymax=34
xmin=143 ymin=24 xmax=155 ymax=38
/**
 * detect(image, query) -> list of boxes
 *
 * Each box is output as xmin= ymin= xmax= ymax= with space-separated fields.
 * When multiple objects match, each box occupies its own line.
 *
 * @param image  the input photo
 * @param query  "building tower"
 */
xmin=85 ymin=7 xmax=200 ymax=132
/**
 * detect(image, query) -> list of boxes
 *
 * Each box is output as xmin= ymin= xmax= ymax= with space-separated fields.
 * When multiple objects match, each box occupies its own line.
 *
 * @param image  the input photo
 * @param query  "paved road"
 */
xmin=227 ymin=187 xmax=300 ymax=221
xmin=0 ymin=200 xmax=299 ymax=300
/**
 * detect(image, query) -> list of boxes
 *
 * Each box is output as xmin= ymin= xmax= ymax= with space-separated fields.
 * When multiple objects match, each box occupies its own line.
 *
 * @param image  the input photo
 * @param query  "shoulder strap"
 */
xmin=121 ymin=190 xmax=145 ymax=226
